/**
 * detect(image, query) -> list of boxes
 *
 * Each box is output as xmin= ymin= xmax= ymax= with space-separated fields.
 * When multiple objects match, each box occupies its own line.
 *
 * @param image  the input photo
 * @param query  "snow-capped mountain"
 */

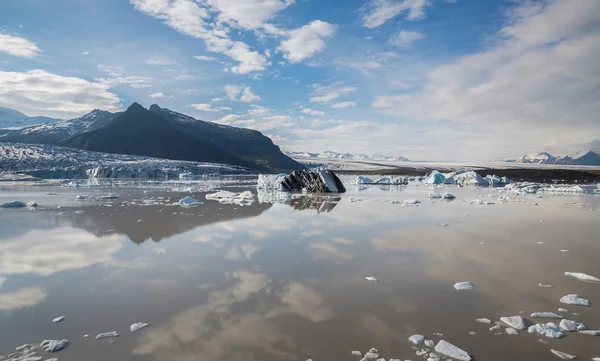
xmin=515 ymin=151 xmax=600 ymax=166
xmin=0 ymin=106 xmax=62 ymax=129
xmin=285 ymin=150 xmax=409 ymax=162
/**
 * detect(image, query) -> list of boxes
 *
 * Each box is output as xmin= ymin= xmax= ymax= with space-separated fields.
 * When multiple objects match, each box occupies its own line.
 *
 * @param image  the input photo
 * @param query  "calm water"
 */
xmin=1 ymin=179 xmax=599 ymax=361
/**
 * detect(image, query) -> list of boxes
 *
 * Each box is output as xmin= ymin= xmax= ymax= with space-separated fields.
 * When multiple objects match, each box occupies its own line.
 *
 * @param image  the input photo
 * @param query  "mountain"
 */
xmin=0 ymin=106 xmax=62 ymax=129
xmin=515 ymin=151 xmax=600 ymax=166
xmin=285 ymin=150 xmax=410 ymax=162
xmin=63 ymin=103 xmax=251 ymax=167
xmin=0 ymin=109 xmax=118 ymax=144
xmin=149 ymin=104 xmax=303 ymax=172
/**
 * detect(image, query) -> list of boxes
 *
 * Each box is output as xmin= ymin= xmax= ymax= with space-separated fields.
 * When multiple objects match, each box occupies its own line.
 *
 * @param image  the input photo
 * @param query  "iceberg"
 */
xmin=40 ymin=339 xmax=68 ymax=353
xmin=356 ymin=175 xmax=374 ymax=184
xmin=409 ymin=334 xmax=425 ymax=345
xmin=424 ymin=170 xmax=446 ymax=185
xmin=476 ymin=318 xmax=492 ymax=324
xmin=257 ymin=173 xmax=287 ymax=190
xmin=26 ymin=201 xmax=38 ymax=207
xmin=500 ymin=316 xmax=526 ymax=330
xmin=130 ymin=322 xmax=149 ymax=332
xmin=52 ymin=316 xmax=66 ymax=323
xmin=178 ymin=196 xmax=202 ymax=208
xmin=560 ymin=294 xmax=590 ymax=306
xmin=454 ymin=282 xmax=474 ymax=291
xmin=505 ymin=328 xmax=518 ymax=335
xmin=559 ymin=319 xmax=586 ymax=332
xmin=280 ymin=168 xmax=346 ymax=193
xmin=564 ymin=272 xmax=600 ymax=283
xmin=0 ymin=200 xmax=27 ymax=208
xmin=434 ymin=340 xmax=471 ymax=361
xmin=528 ymin=323 xmax=564 ymax=338
xmin=531 ymin=312 xmax=563 ymax=319
xmin=578 ymin=330 xmax=600 ymax=336
xmin=96 ymin=331 xmax=119 ymax=339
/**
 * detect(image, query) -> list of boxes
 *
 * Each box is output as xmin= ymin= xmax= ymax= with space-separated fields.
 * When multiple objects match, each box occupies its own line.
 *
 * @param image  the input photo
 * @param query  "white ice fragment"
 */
xmin=402 ymin=199 xmax=421 ymax=206
xmin=356 ymin=175 xmax=374 ymax=184
xmin=550 ymin=349 xmax=576 ymax=359
xmin=22 ymin=357 xmax=42 ymax=361
xmin=489 ymin=325 xmax=502 ymax=332
xmin=468 ymin=331 xmax=476 ymax=335
xmin=528 ymin=323 xmax=565 ymax=338
xmin=75 ymin=195 xmax=95 ymax=201
xmin=434 ymin=340 xmax=471 ymax=361
xmin=531 ymin=312 xmax=563 ymax=319
xmin=454 ymin=282 xmax=474 ymax=291
xmin=26 ymin=201 xmax=38 ymax=207
xmin=365 ymin=276 xmax=378 ymax=282
xmin=257 ymin=173 xmax=287 ymax=190
xmin=369 ymin=348 xmax=379 ymax=353
xmin=178 ymin=196 xmax=202 ymax=208
xmin=52 ymin=316 xmax=65 ymax=323
xmin=352 ymin=351 xmax=363 ymax=356
xmin=83 ymin=334 xmax=89 ymax=338
xmin=206 ymin=190 xmax=238 ymax=200
xmin=442 ymin=193 xmax=456 ymax=199
xmin=40 ymin=339 xmax=68 ymax=352
xmin=558 ymin=308 xmax=568 ymax=312
xmin=365 ymin=352 xmax=379 ymax=359
xmin=560 ymin=294 xmax=590 ymax=306
xmin=424 ymin=340 xmax=435 ymax=348
xmin=559 ymin=249 xmax=570 ymax=253
xmin=539 ymin=283 xmax=554 ymax=288
xmin=424 ymin=171 xmax=446 ymax=185
xmin=559 ymin=319 xmax=586 ymax=332
xmin=349 ymin=197 xmax=363 ymax=202
xmin=45 ymin=358 xmax=58 ymax=361
xmin=96 ymin=331 xmax=119 ymax=339
xmin=565 ymin=272 xmax=600 ymax=283
xmin=416 ymin=349 xmax=428 ymax=356
xmin=500 ymin=316 xmax=526 ymax=330
xmin=505 ymin=328 xmax=519 ymax=335
xmin=476 ymin=318 xmax=492 ymax=324
xmin=0 ymin=201 xmax=27 ymax=207
xmin=578 ymin=330 xmax=600 ymax=336
xmin=98 ymin=194 xmax=119 ymax=200
xmin=408 ymin=334 xmax=425 ymax=345
xmin=537 ymin=241 xmax=544 ymax=244
xmin=130 ymin=322 xmax=149 ymax=332
xmin=75 ymin=210 xmax=84 ymax=214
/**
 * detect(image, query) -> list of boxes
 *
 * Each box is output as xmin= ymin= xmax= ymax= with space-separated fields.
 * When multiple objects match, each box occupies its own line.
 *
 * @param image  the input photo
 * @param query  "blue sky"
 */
xmin=1 ymin=0 xmax=599 ymax=160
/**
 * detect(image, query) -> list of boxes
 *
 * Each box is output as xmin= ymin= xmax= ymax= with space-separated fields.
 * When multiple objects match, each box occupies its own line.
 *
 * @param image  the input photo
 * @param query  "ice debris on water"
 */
xmin=528 ymin=323 xmax=565 ymax=338
xmin=206 ymin=190 xmax=255 ymax=205
xmin=578 ymin=330 xmax=600 ymax=336
xmin=409 ymin=334 xmax=425 ymax=345
xmin=560 ymin=294 xmax=590 ymax=306
xmin=434 ymin=340 xmax=471 ymax=361
xmin=550 ymin=349 xmax=577 ymax=360
xmin=0 ymin=201 xmax=27 ymax=208
xmin=178 ymin=196 xmax=202 ymax=208
xmin=505 ymin=328 xmax=519 ymax=335
xmin=352 ymin=351 xmax=362 ymax=356
xmin=130 ymin=322 xmax=149 ymax=332
xmin=500 ymin=316 xmax=526 ymax=330
xmin=75 ymin=195 xmax=96 ymax=201
xmin=52 ymin=316 xmax=65 ymax=323
xmin=26 ymin=201 xmax=38 ymax=207
xmin=364 ymin=352 xmax=379 ymax=359
xmin=558 ymin=308 xmax=568 ymax=312
xmin=559 ymin=319 xmax=586 ymax=332
xmin=365 ymin=276 xmax=378 ymax=282
xmin=402 ymin=199 xmax=421 ymax=206
xmin=454 ymin=282 xmax=474 ymax=291
xmin=564 ymin=272 xmax=600 ymax=283
xmin=531 ymin=312 xmax=563 ymax=319
xmin=424 ymin=339 xmax=435 ymax=348
xmin=98 ymin=194 xmax=119 ymax=200
xmin=476 ymin=318 xmax=492 ymax=324
xmin=539 ymin=283 xmax=554 ymax=288
xmin=40 ymin=339 xmax=68 ymax=353
xmin=83 ymin=334 xmax=89 ymax=338
xmin=96 ymin=332 xmax=119 ymax=339
xmin=489 ymin=324 xmax=502 ymax=332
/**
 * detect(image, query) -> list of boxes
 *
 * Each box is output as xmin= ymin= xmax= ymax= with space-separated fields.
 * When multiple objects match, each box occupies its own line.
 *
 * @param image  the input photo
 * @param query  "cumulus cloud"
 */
xmin=194 ymin=55 xmax=217 ymax=61
xmin=0 ymin=34 xmax=41 ymax=57
xmin=224 ymin=84 xmax=243 ymax=100
xmin=309 ymin=82 xmax=358 ymax=103
xmin=361 ymin=0 xmax=431 ymax=28
xmin=278 ymin=20 xmax=336 ymax=63
xmin=204 ymin=0 xmax=295 ymax=30
xmin=388 ymin=30 xmax=424 ymax=48
xmin=239 ymin=87 xmax=261 ymax=102
xmin=149 ymin=92 xmax=173 ymax=98
xmin=331 ymin=101 xmax=356 ymax=108
xmin=0 ymin=69 xmax=122 ymax=118
xmin=190 ymin=103 xmax=231 ymax=112
xmin=144 ymin=56 xmax=175 ymax=66
xmin=301 ymin=107 xmax=324 ymax=116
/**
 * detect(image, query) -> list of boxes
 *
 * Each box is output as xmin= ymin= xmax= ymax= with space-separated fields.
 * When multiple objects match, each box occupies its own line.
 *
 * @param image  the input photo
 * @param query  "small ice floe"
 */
xmin=402 ymin=199 xmax=421 ymax=206
xmin=83 ymin=334 xmax=89 ymax=338
xmin=424 ymin=339 xmax=435 ymax=348
xmin=539 ymin=283 xmax=554 ymax=288
xmin=351 ymin=351 xmax=362 ymax=356
xmin=26 ymin=201 xmax=38 ymax=207
xmin=356 ymin=175 xmax=374 ymax=184
xmin=349 ymin=197 xmax=364 ymax=203
xmin=531 ymin=312 xmax=563 ymax=319
xmin=468 ymin=331 xmax=476 ymax=335
xmin=98 ymin=194 xmax=119 ymax=200
xmin=578 ymin=330 xmax=600 ymax=336
xmin=454 ymin=282 xmax=474 ymax=291
xmin=500 ymin=316 xmax=526 ymax=330
xmin=364 ymin=351 xmax=379 ymax=359
xmin=558 ymin=308 xmax=568 ymax=312
xmin=409 ymin=334 xmax=425 ymax=345
xmin=489 ymin=324 xmax=502 ymax=332
xmin=592 ymin=357 xmax=600 ymax=361
xmin=442 ymin=193 xmax=456 ymax=199
xmin=130 ymin=322 xmax=149 ymax=332
xmin=178 ymin=196 xmax=202 ymax=208
xmin=559 ymin=249 xmax=570 ymax=253
xmin=0 ymin=201 xmax=27 ymax=208
xmin=560 ymin=294 xmax=590 ymax=306
xmin=528 ymin=323 xmax=565 ymax=338
xmin=96 ymin=331 xmax=119 ymax=339
xmin=427 ymin=193 xmax=443 ymax=199
xmin=559 ymin=319 xmax=586 ymax=332
xmin=476 ymin=318 xmax=492 ymax=324
xmin=52 ymin=316 xmax=66 ymax=323
xmin=45 ymin=358 xmax=58 ymax=361
xmin=40 ymin=339 xmax=68 ymax=352
xmin=434 ymin=340 xmax=472 ymax=361
xmin=441 ymin=223 xmax=449 ymax=227
xmin=565 ymin=272 xmax=600 ymax=283
xmin=75 ymin=195 xmax=96 ymax=201
xmin=468 ymin=199 xmax=495 ymax=205
xmin=365 ymin=276 xmax=378 ymax=282
xmin=550 ymin=349 xmax=577 ymax=360
xmin=505 ymin=328 xmax=519 ymax=335
xmin=75 ymin=210 xmax=84 ymax=214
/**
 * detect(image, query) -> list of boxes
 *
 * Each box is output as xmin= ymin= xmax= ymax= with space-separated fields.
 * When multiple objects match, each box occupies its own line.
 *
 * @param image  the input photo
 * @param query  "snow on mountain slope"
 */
xmin=0 ymin=106 xmax=61 ymax=129
xmin=0 ymin=143 xmax=251 ymax=179
xmin=517 ymin=152 xmax=556 ymax=164
xmin=285 ymin=150 xmax=409 ymax=162
xmin=516 ymin=151 xmax=600 ymax=166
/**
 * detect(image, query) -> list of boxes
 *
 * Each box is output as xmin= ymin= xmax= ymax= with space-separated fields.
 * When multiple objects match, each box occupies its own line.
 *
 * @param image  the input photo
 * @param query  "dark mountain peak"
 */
xmin=149 ymin=104 xmax=162 ymax=112
xmin=126 ymin=102 xmax=146 ymax=112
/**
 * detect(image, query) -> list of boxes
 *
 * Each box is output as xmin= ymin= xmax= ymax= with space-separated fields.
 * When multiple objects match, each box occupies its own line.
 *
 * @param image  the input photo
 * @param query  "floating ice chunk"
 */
xmin=22 ymin=357 xmax=42 ymax=361
xmin=424 ymin=171 xmax=446 ymax=185
xmin=257 ymin=173 xmax=287 ymax=190
xmin=40 ymin=339 xmax=68 ymax=352
xmin=280 ymin=168 xmax=346 ymax=193
xmin=130 ymin=322 xmax=149 ymax=332
xmin=206 ymin=190 xmax=238 ymax=200
xmin=0 ymin=201 xmax=27 ymax=207
xmin=365 ymin=276 xmax=378 ymax=282
xmin=178 ymin=196 xmax=202 ymax=208
xmin=578 ymin=330 xmax=600 ymax=336
xmin=558 ymin=308 xmax=568 ymax=312
xmin=365 ymin=352 xmax=379 ymax=359
xmin=468 ymin=199 xmax=495 ymax=205
xmin=539 ymin=283 xmax=554 ymax=288
xmin=352 ymin=351 xmax=363 ymax=356
xmin=489 ymin=325 xmax=502 ymax=332
xmin=500 ymin=316 xmax=526 ymax=330
xmin=96 ymin=331 xmax=119 ymax=339
xmin=75 ymin=210 xmax=84 ymax=214
xmin=98 ymin=194 xmax=119 ymax=200
xmin=560 ymin=294 xmax=590 ymax=306
xmin=356 ymin=175 xmax=374 ymax=184
xmin=434 ymin=340 xmax=471 ymax=361
xmin=565 ymin=272 xmax=600 ymax=283
xmin=505 ymin=328 xmax=519 ymax=335
xmin=468 ymin=331 xmax=476 ymax=335
xmin=427 ymin=193 xmax=443 ymax=199
xmin=550 ymin=349 xmax=576 ymax=359
xmin=416 ymin=349 xmax=428 ymax=356
xmin=531 ymin=312 xmax=563 ymax=319
xmin=26 ymin=201 xmax=38 ymax=207
xmin=75 ymin=195 xmax=96 ymax=201
xmin=17 ymin=344 xmax=32 ymax=351
xmin=424 ymin=340 xmax=435 ymax=348
xmin=349 ymin=197 xmax=364 ymax=202
xmin=454 ymin=282 xmax=474 ymax=291
xmin=559 ymin=250 xmax=570 ymax=253
xmin=476 ymin=318 xmax=492 ymax=324
xmin=83 ymin=334 xmax=89 ymax=338
xmin=402 ymin=199 xmax=421 ymax=206
xmin=528 ymin=323 xmax=564 ymax=338
xmin=559 ymin=319 xmax=586 ymax=332
xmin=45 ymin=358 xmax=58 ymax=361
xmin=442 ymin=193 xmax=456 ymax=199
xmin=368 ymin=348 xmax=379 ymax=353
xmin=409 ymin=334 xmax=425 ymax=345
xmin=592 ymin=357 xmax=600 ymax=361
xmin=52 ymin=316 xmax=65 ymax=323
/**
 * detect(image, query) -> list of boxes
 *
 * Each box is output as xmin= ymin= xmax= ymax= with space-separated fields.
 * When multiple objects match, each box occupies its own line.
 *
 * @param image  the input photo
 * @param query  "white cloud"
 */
xmin=331 ymin=101 xmax=356 ymax=108
xmin=144 ymin=56 xmax=175 ymax=66
xmin=82 ymin=51 xmax=90 ymax=55
xmin=149 ymin=92 xmax=173 ymax=98
xmin=174 ymin=74 xmax=197 ymax=81
xmin=194 ymin=55 xmax=216 ymax=61
xmin=212 ymin=97 xmax=225 ymax=102
xmin=0 ymin=34 xmax=41 ymax=57
xmin=205 ymin=0 xmax=295 ymax=30
xmin=309 ymin=82 xmax=358 ymax=103
xmin=97 ymin=64 xmax=123 ymax=77
xmin=218 ymin=113 xmax=241 ymax=123
xmin=0 ymin=69 xmax=122 ymax=118
xmin=301 ymin=107 xmax=325 ymax=116
xmin=335 ymin=59 xmax=384 ymax=75
xmin=278 ymin=20 xmax=336 ymax=63
xmin=190 ymin=103 xmax=231 ymax=112
xmin=224 ymin=84 xmax=242 ymax=100
xmin=388 ymin=30 xmax=424 ymax=48
xmin=96 ymin=75 xmax=153 ymax=89
xmin=361 ymin=0 xmax=431 ymax=28
xmin=239 ymin=87 xmax=260 ymax=102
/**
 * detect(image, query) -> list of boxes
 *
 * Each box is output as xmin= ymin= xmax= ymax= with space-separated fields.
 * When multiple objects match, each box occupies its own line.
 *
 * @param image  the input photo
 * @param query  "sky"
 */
xmin=0 ymin=0 xmax=599 ymax=161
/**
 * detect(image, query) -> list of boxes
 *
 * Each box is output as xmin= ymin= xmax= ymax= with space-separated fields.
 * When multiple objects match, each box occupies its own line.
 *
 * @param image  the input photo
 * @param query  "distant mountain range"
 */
xmin=0 ymin=103 xmax=302 ymax=172
xmin=285 ymin=150 xmax=409 ymax=162
xmin=0 ymin=106 xmax=62 ymax=129
xmin=513 ymin=151 xmax=600 ymax=166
